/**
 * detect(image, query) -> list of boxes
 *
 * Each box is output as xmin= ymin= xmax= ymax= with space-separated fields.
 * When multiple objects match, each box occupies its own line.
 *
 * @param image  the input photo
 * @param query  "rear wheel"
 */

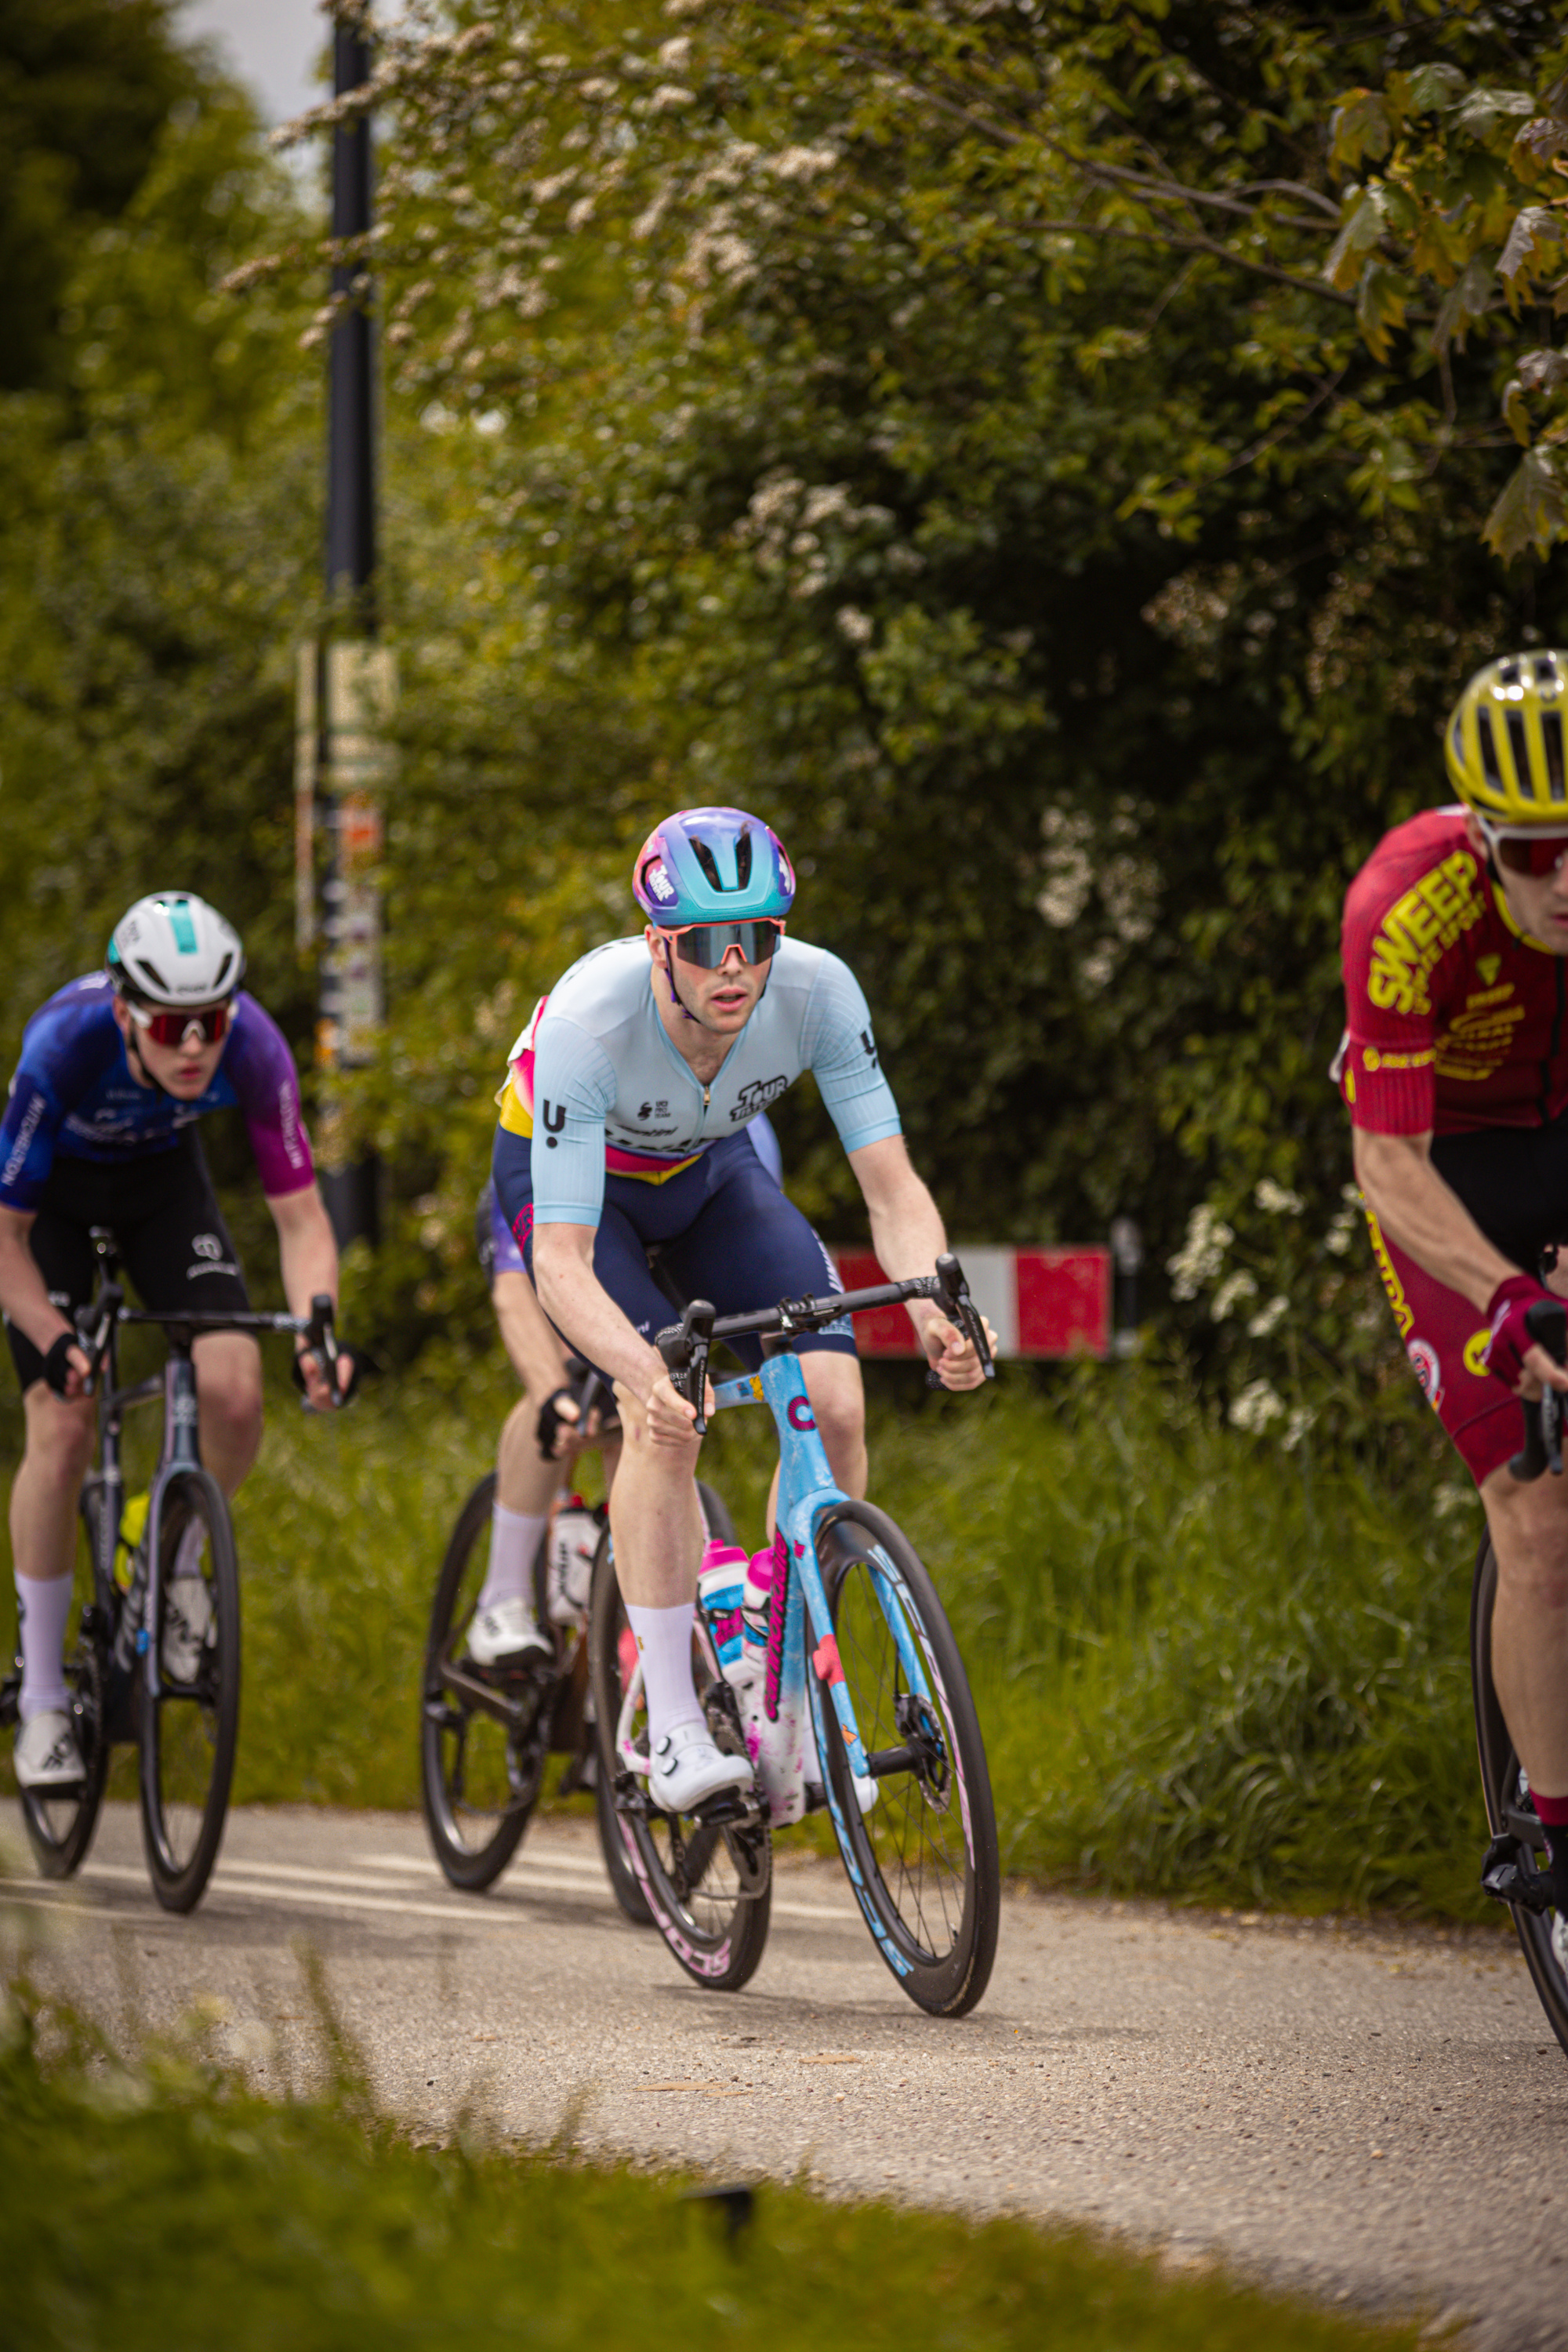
xmin=590 ymin=1482 xmax=735 ymax=1927
xmin=420 ymin=1472 xmax=555 ymax=1892
xmin=807 ymin=1501 xmax=999 ymax=2017
xmin=139 ymin=1471 xmax=241 ymax=1915
xmin=588 ymin=1485 xmax=771 ymax=1987
xmin=16 ymin=1598 xmax=109 ymax=1882
xmin=1472 ymin=1534 xmax=1568 ymax=2057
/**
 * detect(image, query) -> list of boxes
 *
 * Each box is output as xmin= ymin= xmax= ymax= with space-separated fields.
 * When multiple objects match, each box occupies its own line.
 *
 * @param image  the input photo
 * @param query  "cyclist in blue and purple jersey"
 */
xmin=0 ymin=894 xmax=356 ymax=1793
xmin=492 ymin=808 xmax=992 ymax=1816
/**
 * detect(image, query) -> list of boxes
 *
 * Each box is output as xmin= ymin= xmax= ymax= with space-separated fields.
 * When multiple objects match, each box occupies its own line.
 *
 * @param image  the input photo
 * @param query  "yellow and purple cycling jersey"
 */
xmin=0 ymin=973 xmax=314 ymax=1211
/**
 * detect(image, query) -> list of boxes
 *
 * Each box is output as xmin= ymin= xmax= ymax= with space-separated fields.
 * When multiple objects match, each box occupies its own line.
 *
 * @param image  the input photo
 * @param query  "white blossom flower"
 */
xmin=1167 ymin=1203 xmax=1234 ymax=1300
xmin=1433 ymin=1483 xmax=1475 ymax=1520
xmin=1036 ymin=806 xmax=1093 ymax=929
xmin=1282 ymin=1404 xmax=1317 ymax=1452
xmin=767 ymin=143 xmax=839 ymax=180
xmin=836 ymin=605 xmax=874 ymax=645
xmin=1212 ymin=1269 xmax=1260 ymax=1322
xmin=648 ymin=82 xmax=695 ymax=110
xmin=656 ymin=35 xmax=692 ymax=68
xmin=1255 ymin=1178 xmax=1305 ymax=1215
xmin=1229 ymin=1379 xmax=1287 ymax=1434
xmin=1246 ymin=1293 xmax=1289 ymax=1338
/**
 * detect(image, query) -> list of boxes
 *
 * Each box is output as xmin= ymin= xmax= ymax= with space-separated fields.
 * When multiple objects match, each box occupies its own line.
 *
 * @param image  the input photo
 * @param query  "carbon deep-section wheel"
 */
xmin=587 ymin=1485 xmax=770 ymax=1984
xmin=1472 ymin=1533 xmax=1568 ymax=2060
xmin=420 ymin=1471 xmax=554 ymax=1892
xmin=807 ymin=1500 xmax=999 ymax=2017
xmin=138 ymin=1469 xmax=241 ymax=1914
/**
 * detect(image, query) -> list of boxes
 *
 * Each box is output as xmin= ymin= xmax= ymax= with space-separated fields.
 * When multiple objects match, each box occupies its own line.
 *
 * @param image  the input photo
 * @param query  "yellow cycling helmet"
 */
xmin=1445 ymin=650 xmax=1568 ymax=820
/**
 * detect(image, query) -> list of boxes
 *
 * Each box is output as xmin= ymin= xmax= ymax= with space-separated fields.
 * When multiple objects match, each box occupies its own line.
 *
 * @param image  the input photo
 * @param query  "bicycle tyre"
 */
xmin=588 ymin=1484 xmax=771 ymax=1986
xmin=807 ymin=1501 xmax=999 ymax=2017
xmin=139 ymin=1469 xmax=241 ymax=1915
xmin=420 ymin=1472 xmax=554 ymax=1892
xmin=1471 ymin=1533 xmax=1568 ymax=2057
xmin=590 ymin=1481 xmax=737 ymax=1926
xmin=16 ymin=1595 xmax=109 ymax=1882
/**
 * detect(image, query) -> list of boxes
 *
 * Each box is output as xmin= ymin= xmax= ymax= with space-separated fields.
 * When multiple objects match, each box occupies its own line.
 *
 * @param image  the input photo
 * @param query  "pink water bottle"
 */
xmin=742 ymin=1539 xmax=780 ymax=1668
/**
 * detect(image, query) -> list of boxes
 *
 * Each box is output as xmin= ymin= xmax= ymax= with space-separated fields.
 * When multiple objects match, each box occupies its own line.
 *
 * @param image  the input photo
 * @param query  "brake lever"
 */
xmin=659 ymin=1301 xmax=715 ymax=1438
xmin=924 ymin=1253 xmax=996 ymax=1389
xmin=297 ymin=1293 xmax=341 ymax=1410
xmin=1509 ymin=1298 xmax=1568 ymax=1481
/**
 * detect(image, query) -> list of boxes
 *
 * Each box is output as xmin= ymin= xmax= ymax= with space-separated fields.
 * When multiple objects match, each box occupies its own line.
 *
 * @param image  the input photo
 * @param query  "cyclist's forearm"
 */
xmin=851 ymin=1139 xmax=950 ymax=1337
xmin=0 ymin=1208 xmax=74 ymax=1352
xmin=533 ymin=1225 xmax=661 ymax=1396
xmin=267 ymin=1182 xmax=339 ymax=1322
xmin=1352 ymin=1128 xmax=1518 ymax=1311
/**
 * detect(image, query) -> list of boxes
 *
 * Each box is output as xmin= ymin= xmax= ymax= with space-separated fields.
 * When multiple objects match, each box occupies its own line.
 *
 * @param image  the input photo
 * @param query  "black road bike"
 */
xmin=1472 ymin=1294 xmax=1568 ymax=2055
xmin=419 ymin=1357 xmax=735 ymax=1920
xmin=1 ymin=1228 xmax=342 ymax=1913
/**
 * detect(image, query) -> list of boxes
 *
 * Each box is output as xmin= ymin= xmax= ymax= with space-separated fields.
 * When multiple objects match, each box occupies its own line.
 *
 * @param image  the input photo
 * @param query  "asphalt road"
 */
xmin=3 ymin=1800 xmax=1564 ymax=2348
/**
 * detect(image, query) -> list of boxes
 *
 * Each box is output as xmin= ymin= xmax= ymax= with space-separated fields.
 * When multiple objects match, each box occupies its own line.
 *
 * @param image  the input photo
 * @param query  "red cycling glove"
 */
xmin=1480 ymin=1272 xmax=1557 ymax=1389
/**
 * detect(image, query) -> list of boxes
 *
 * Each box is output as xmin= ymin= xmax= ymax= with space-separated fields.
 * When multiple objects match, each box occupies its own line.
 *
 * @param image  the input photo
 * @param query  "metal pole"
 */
xmin=317 ymin=17 xmax=381 ymax=1252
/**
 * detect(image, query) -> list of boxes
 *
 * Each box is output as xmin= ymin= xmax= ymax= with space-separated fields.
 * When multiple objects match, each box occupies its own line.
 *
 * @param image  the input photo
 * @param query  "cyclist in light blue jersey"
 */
xmin=492 ymin=807 xmax=990 ymax=1815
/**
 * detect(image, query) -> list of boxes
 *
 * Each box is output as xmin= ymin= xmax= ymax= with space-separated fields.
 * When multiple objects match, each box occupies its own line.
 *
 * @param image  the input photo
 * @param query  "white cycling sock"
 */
xmin=625 ymin=1600 xmax=703 ymax=1744
xmin=15 ymin=1572 xmax=73 ymax=1723
xmin=477 ymin=1504 xmax=547 ymax=1617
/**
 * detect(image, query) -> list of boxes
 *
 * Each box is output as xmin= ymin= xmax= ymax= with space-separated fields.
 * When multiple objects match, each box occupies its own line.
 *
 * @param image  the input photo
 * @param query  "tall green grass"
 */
xmin=0 ymin=1960 xmax=1425 ymax=2352
xmin=0 ymin=1356 xmax=1489 ymax=1918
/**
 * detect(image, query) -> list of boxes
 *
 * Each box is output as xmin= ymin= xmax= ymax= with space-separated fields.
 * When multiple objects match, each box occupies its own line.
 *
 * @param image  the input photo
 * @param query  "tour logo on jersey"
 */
xmin=1406 ymin=1337 xmax=1443 ymax=1411
xmin=1367 ymin=849 xmax=1486 ymax=1017
xmin=731 ymin=1076 xmax=787 ymax=1120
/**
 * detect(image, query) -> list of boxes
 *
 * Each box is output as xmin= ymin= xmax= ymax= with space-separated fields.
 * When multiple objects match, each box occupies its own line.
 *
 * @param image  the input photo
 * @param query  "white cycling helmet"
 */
xmin=107 ymin=893 xmax=245 ymax=1007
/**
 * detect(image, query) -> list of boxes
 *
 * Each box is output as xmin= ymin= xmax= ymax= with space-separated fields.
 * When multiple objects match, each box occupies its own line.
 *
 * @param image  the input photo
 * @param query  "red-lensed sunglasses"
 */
xmin=127 ymin=1000 xmax=234 ymax=1047
xmin=664 ymin=918 xmax=785 ymax=969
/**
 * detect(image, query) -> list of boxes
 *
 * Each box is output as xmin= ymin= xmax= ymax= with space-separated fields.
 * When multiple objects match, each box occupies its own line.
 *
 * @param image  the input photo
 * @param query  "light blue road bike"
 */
xmin=588 ymin=1255 xmax=1000 ymax=2017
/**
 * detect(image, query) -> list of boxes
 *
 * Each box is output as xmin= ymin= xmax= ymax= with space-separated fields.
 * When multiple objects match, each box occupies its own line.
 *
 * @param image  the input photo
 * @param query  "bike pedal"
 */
xmin=1481 ymin=1832 xmax=1555 ymax=1915
xmin=691 ymin=1787 xmax=764 ymax=1829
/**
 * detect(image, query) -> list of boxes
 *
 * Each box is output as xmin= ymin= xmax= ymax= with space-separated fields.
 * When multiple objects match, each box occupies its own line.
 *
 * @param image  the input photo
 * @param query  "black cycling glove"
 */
xmin=535 ymin=1385 xmax=579 ymax=1461
xmin=42 ymin=1332 xmax=78 ymax=1398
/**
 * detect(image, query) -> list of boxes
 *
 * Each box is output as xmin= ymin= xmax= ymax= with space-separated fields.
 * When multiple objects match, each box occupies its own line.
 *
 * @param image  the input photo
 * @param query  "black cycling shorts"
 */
xmin=1430 ymin=1112 xmax=1568 ymax=1271
xmin=5 ymin=1133 xmax=251 ymax=1392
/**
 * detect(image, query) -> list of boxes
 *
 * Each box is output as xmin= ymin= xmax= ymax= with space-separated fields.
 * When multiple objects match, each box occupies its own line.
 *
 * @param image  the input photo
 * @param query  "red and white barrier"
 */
xmin=831 ymin=1247 xmax=1112 ymax=1361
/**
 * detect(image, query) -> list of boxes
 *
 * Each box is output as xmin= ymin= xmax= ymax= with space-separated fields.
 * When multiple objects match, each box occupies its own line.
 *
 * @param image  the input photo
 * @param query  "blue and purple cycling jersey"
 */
xmin=0 ymin=973 xmax=314 ymax=1213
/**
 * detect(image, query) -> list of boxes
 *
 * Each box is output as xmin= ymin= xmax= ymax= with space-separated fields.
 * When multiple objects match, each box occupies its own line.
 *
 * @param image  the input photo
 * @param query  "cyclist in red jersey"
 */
xmin=1340 ymin=650 xmax=1568 ymax=1928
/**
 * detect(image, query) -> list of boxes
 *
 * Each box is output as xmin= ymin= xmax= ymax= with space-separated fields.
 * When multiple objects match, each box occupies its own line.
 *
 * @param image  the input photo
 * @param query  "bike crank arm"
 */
xmin=434 ymin=1658 xmax=548 ymax=1733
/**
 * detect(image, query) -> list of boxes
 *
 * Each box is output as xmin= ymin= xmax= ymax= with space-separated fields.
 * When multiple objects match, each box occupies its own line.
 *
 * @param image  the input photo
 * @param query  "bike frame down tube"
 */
xmin=131 ymin=1345 xmax=204 ymax=1704
xmin=711 ymin=1345 xmax=889 ymax=1781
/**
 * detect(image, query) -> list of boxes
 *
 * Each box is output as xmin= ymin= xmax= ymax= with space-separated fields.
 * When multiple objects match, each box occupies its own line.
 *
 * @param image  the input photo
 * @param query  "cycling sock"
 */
xmin=625 ymin=1600 xmax=703 ymax=1744
xmin=15 ymin=1571 xmax=73 ymax=1722
xmin=478 ymin=1504 xmax=547 ymax=1616
xmin=1533 ymin=1785 xmax=1568 ymax=1905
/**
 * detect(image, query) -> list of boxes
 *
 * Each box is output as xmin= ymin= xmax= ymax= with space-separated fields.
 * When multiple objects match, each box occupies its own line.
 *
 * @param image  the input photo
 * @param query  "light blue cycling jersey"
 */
xmin=499 ymin=936 xmax=901 ymax=1228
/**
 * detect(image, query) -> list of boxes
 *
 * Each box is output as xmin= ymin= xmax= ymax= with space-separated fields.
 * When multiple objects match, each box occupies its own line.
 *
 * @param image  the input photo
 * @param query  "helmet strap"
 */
xmin=122 ymin=1018 xmax=172 ymax=1101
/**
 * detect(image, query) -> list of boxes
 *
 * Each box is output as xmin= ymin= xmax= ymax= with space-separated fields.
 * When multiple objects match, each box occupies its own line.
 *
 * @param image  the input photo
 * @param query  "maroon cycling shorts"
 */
xmin=1364 ymin=1205 xmax=1523 ymax=1487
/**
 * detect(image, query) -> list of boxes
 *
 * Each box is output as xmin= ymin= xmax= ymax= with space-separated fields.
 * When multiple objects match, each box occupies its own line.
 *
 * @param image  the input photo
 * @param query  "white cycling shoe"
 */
xmin=646 ymin=1718 xmax=754 ymax=1813
xmin=468 ymin=1598 xmax=554 ymax=1670
xmin=14 ymin=1710 xmax=85 ymax=1791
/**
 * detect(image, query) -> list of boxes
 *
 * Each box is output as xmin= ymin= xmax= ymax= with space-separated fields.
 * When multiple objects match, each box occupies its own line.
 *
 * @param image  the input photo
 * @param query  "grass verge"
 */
xmin=0 ymin=1351 xmax=1491 ymax=1918
xmin=0 ymin=1959 xmax=1426 ymax=2352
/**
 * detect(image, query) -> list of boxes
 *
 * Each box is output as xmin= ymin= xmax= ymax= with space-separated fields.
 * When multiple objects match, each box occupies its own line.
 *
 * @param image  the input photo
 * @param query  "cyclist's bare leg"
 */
xmin=9 ymin=1382 xmax=95 ymax=1584
xmin=1481 ymin=1464 xmax=1568 ymax=1795
xmin=496 ymin=1392 xmax=563 ymax=1519
xmin=192 ymin=1330 xmax=263 ymax=1496
xmin=606 ymin=1382 xmax=706 ymax=1607
xmin=763 ymin=1348 xmax=867 ymax=1533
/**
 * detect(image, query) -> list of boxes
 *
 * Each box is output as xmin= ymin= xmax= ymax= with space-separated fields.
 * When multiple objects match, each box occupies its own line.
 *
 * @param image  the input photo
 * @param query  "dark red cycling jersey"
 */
xmin=1338 ymin=805 xmax=1568 ymax=1137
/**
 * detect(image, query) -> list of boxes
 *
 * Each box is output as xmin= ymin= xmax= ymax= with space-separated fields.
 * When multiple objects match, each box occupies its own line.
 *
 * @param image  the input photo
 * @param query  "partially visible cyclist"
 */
xmin=492 ymin=807 xmax=991 ymax=1817
xmin=468 ymin=1102 xmax=786 ymax=1667
xmin=1339 ymin=652 xmax=1568 ymax=1929
xmin=0 ymin=894 xmax=355 ymax=1793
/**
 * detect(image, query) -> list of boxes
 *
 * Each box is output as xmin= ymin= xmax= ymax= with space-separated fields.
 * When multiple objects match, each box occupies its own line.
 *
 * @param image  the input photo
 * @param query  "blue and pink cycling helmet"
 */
xmin=633 ymin=808 xmax=795 ymax=930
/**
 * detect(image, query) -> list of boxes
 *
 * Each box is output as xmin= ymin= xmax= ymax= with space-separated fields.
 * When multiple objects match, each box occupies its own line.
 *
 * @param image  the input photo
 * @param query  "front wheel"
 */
xmin=1472 ymin=1534 xmax=1568 ymax=2058
xmin=420 ymin=1472 xmax=554 ymax=1892
xmin=807 ymin=1501 xmax=999 ymax=2017
xmin=139 ymin=1470 xmax=241 ymax=1915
